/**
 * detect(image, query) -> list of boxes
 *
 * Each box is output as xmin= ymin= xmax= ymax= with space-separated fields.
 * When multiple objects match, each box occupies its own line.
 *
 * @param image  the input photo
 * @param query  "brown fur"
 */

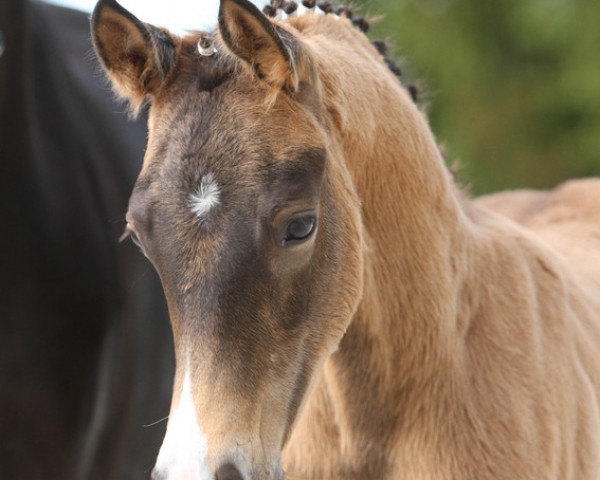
xmin=91 ymin=0 xmax=600 ymax=478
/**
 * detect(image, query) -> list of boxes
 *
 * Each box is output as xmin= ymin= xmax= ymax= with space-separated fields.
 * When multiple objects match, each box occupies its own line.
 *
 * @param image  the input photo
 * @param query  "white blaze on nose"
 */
xmin=190 ymin=172 xmax=220 ymax=220
xmin=154 ymin=371 xmax=211 ymax=479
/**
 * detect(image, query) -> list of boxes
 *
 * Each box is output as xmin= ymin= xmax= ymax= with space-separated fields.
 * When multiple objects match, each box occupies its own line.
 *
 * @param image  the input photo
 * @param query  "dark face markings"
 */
xmin=92 ymin=2 xmax=368 ymax=475
xmin=126 ymin=57 xmax=329 ymax=402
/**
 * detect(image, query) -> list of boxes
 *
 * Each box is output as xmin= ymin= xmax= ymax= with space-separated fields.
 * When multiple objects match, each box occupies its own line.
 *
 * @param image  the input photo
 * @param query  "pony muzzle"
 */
xmin=152 ymin=367 xmax=286 ymax=480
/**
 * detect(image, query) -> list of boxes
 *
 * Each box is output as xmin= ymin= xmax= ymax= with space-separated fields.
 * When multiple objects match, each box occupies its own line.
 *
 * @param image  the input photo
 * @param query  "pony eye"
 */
xmin=121 ymin=224 xmax=146 ymax=255
xmin=130 ymin=230 xmax=143 ymax=249
xmin=282 ymin=215 xmax=317 ymax=245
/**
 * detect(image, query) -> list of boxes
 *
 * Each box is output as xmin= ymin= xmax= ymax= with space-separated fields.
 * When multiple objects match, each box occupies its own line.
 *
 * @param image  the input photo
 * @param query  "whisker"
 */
xmin=109 ymin=214 xmax=127 ymax=225
xmin=142 ymin=415 xmax=169 ymax=428
xmin=128 ymin=266 xmax=152 ymax=293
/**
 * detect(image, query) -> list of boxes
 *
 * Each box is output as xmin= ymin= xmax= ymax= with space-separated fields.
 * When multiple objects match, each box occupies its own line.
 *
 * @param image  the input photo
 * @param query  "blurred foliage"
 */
xmin=355 ymin=0 xmax=600 ymax=195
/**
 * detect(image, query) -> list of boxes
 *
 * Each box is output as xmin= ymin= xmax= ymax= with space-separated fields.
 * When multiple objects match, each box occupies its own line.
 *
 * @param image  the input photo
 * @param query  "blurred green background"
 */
xmin=355 ymin=0 xmax=600 ymax=195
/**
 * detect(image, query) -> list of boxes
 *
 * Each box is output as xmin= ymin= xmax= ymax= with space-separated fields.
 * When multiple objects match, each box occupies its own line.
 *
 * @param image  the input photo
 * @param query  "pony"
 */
xmin=91 ymin=0 xmax=600 ymax=478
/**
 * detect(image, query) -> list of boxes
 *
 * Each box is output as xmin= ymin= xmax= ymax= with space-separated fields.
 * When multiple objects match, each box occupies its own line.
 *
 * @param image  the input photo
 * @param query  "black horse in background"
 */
xmin=0 ymin=1 xmax=173 ymax=479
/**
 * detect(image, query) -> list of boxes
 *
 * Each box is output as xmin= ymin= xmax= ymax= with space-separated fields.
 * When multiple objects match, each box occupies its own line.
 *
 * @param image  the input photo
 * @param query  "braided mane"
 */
xmin=261 ymin=0 xmax=419 ymax=103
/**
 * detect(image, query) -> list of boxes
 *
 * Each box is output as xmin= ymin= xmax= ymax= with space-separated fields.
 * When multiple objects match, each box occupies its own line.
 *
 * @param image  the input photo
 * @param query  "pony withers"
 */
xmin=91 ymin=0 xmax=600 ymax=478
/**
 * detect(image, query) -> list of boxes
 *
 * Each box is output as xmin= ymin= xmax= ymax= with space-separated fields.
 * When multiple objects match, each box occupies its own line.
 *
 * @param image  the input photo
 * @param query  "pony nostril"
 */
xmin=215 ymin=462 xmax=244 ymax=480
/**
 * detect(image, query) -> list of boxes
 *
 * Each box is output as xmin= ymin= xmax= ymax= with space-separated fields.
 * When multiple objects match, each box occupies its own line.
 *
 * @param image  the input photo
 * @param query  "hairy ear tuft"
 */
xmin=91 ymin=0 xmax=177 ymax=116
xmin=218 ymin=0 xmax=299 ymax=93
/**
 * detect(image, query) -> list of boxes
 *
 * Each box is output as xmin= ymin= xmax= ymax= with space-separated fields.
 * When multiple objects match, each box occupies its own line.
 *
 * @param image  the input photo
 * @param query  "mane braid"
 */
xmin=262 ymin=0 xmax=413 ymax=101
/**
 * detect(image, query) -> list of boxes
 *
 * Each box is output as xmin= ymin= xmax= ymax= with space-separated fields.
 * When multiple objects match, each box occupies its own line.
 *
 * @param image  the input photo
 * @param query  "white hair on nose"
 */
xmin=190 ymin=172 xmax=220 ymax=220
xmin=154 ymin=368 xmax=212 ymax=479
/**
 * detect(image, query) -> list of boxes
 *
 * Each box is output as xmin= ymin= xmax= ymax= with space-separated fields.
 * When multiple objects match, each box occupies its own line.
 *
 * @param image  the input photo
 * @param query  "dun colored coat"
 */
xmin=92 ymin=0 xmax=600 ymax=478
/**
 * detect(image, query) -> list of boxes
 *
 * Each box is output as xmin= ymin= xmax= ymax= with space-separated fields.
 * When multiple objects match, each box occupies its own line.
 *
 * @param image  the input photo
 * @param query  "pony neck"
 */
xmin=322 ymin=67 xmax=472 ymax=472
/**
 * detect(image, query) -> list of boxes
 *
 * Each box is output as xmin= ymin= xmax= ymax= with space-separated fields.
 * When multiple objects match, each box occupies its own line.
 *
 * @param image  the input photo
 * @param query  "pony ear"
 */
xmin=218 ymin=0 xmax=298 ymax=91
xmin=91 ymin=0 xmax=176 ymax=115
